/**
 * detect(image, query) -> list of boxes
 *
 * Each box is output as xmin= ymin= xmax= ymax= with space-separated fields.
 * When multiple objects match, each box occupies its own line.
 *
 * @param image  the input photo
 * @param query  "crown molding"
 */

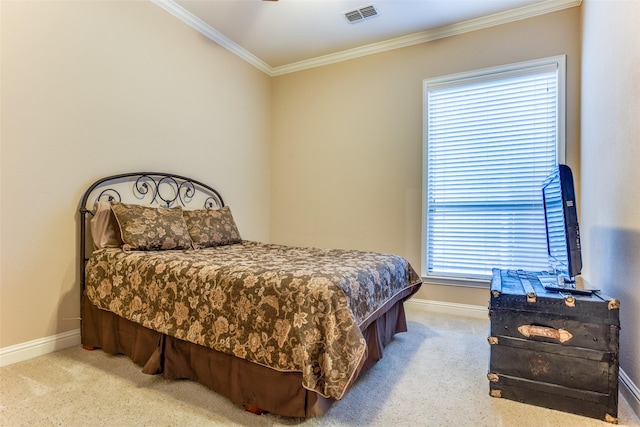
xmin=151 ymin=0 xmax=582 ymax=77
xmin=272 ymin=0 xmax=581 ymax=76
xmin=150 ymin=0 xmax=272 ymax=75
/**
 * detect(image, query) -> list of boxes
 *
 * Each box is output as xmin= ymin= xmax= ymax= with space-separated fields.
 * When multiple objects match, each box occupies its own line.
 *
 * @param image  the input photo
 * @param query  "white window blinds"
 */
xmin=423 ymin=57 xmax=566 ymax=282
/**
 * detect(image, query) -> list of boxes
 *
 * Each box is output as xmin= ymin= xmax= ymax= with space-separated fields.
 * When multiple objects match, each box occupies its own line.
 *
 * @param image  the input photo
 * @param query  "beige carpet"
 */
xmin=1 ymin=303 xmax=638 ymax=427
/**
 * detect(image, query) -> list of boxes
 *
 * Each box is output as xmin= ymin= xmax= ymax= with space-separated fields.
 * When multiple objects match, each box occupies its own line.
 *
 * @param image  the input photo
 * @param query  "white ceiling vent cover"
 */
xmin=344 ymin=5 xmax=378 ymax=24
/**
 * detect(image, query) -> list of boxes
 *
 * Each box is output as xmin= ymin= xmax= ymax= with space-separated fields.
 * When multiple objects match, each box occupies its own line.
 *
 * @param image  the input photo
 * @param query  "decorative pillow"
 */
xmin=182 ymin=206 xmax=242 ymax=248
xmin=110 ymin=202 xmax=193 ymax=251
xmin=90 ymin=200 xmax=123 ymax=249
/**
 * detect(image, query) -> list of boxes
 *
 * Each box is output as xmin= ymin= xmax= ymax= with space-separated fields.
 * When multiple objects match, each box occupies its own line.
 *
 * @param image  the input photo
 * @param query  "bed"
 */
xmin=79 ymin=172 xmax=422 ymax=418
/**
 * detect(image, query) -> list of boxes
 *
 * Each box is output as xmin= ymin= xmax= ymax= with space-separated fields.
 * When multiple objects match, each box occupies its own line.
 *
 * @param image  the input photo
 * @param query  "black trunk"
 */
xmin=488 ymin=269 xmax=620 ymax=423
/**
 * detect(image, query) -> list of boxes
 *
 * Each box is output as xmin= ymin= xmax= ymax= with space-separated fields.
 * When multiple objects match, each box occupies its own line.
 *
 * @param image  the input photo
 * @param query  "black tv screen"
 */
xmin=541 ymin=164 xmax=582 ymax=282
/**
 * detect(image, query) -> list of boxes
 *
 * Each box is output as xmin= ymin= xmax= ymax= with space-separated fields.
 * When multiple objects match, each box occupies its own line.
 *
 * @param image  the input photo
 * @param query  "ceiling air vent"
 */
xmin=344 ymin=5 xmax=378 ymax=24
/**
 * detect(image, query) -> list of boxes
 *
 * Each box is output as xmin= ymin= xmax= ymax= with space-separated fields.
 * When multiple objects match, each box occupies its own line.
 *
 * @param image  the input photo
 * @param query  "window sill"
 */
xmin=421 ymin=275 xmax=490 ymax=288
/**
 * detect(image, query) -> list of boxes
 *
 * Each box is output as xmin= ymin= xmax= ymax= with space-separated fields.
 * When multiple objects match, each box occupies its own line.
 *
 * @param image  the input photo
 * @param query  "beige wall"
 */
xmin=0 ymin=1 xmax=272 ymax=348
xmin=580 ymin=0 xmax=640 ymax=407
xmin=2 ymin=0 xmax=637 ymax=410
xmin=271 ymin=8 xmax=582 ymax=306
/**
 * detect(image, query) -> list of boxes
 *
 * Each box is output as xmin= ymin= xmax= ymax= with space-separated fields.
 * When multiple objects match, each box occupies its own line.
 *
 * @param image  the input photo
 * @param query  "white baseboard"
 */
xmin=620 ymin=368 xmax=640 ymax=418
xmin=0 ymin=329 xmax=81 ymax=368
xmin=405 ymin=297 xmax=488 ymax=319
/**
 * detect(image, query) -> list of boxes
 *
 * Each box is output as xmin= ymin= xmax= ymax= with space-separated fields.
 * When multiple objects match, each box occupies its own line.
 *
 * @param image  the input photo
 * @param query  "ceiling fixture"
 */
xmin=344 ymin=5 xmax=378 ymax=24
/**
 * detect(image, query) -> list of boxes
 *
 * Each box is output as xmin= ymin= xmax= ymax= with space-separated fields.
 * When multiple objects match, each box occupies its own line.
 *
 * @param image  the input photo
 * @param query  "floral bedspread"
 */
xmin=84 ymin=241 xmax=422 ymax=399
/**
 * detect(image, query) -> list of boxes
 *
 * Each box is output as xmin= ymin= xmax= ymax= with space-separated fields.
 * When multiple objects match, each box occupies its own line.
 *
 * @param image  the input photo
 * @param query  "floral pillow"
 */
xmin=182 ymin=206 xmax=242 ymax=248
xmin=110 ymin=202 xmax=193 ymax=251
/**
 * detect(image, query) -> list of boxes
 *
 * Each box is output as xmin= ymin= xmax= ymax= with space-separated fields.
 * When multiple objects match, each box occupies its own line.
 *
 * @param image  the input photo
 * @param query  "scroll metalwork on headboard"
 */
xmin=78 ymin=172 xmax=225 ymax=291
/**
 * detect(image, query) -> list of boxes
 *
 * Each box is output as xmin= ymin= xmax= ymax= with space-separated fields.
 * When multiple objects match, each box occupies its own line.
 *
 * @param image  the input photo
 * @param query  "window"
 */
xmin=422 ymin=56 xmax=566 ymax=285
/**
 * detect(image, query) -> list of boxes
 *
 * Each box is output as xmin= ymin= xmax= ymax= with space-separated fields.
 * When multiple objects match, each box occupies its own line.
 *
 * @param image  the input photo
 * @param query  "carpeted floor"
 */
xmin=1 ymin=303 xmax=638 ymax=426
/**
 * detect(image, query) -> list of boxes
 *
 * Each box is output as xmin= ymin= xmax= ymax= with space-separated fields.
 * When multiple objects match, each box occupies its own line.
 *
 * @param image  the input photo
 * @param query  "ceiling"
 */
xmin=153 ymin=0 xmax=580 ymax=75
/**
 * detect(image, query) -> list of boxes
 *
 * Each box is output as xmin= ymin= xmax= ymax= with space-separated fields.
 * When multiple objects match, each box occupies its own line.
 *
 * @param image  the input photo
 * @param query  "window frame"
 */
xmin=421 ymin=55 xmax=567 ymax=287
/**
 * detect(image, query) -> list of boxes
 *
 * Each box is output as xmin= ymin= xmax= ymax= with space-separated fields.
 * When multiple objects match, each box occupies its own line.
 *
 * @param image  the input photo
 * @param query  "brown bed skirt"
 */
xmin=81 ymin=288 xmax=415 ymax=418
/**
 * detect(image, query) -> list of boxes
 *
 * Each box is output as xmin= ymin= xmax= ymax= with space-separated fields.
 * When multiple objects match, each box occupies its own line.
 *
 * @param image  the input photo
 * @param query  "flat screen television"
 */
xmin=541 ymin=164 xmax=582 ymax=285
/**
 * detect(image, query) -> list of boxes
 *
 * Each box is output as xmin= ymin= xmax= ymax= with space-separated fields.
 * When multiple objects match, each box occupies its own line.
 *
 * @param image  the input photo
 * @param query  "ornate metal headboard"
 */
xmin=78 ymin=172 xmax=225 ymax=291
